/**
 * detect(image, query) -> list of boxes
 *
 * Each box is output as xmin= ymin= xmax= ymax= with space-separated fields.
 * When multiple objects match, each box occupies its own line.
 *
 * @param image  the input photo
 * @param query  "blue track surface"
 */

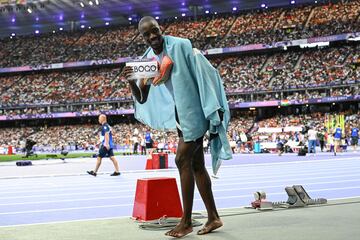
xmin=0 ymin=153 xmax=359 ymax=227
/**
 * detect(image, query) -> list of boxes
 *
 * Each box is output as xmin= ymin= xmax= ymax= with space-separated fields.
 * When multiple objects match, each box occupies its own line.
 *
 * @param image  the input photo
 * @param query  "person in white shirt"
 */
xmin=140 ymin=136 xmax=146 ymax=155
xmin=132 ymin=135 xmax=139 ymax=154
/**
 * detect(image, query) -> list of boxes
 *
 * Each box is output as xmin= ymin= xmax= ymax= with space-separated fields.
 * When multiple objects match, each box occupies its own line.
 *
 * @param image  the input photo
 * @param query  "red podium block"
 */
xmin=145 ymin=159 xmax=153 ymax=170
xmin=132 ymin=177 xmax=183 ymax=221
xmin=151 ymin=153 xmax=168 ymax=169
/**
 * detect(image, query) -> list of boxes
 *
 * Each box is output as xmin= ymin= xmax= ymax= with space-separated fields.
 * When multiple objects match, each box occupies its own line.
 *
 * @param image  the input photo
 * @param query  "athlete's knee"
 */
xmin=175 ymin=153 xmax=191 ymax=170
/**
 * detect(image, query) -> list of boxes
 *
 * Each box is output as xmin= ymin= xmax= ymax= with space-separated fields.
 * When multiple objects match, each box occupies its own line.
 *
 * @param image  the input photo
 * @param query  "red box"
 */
xmin=151 ymin=153 xmax=168 ymax=169
xmin=132 ymin=177 xmax=183 ymax=221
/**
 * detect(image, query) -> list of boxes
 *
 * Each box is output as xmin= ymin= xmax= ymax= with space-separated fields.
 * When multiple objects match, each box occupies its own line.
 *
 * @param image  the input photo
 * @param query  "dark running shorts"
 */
xmin=98 ymin=145 xmax=114 ymax=158
xmin=352 ymin=136 xmax=359 ymax=145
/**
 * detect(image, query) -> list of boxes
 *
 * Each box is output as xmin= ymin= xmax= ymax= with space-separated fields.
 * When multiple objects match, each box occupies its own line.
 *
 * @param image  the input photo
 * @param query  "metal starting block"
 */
xmin=250 ymin=185 xmax=327 ymax=210
xmin=292 ymin=185 xmax=327 ymax=205
xmin=272 ymin=185 xmax=327 ymax=209
xmin=258 ymin=201 xmax=273 ymax=210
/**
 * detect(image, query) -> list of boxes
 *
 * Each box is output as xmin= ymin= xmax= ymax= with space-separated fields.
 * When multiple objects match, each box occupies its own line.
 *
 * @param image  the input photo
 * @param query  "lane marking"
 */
xmin=1 ymin=179 xmax=360 ymax=206
xmin=2 ymin=166 xmax=360 ymax=193
xmin=1 ymin=195 xmax=360 ymax=228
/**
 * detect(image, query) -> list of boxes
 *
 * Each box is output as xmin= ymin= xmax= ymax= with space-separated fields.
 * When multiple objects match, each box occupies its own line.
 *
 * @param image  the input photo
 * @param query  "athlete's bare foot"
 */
xmin=165 ymin=223 xmax=193 ymax=238
xmin=197 ymin=219 xmax=223 ymax=235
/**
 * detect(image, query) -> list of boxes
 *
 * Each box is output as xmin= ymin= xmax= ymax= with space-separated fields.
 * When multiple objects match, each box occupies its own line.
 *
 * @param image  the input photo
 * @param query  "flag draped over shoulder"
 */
xmin=133 ymin=35 xmax=232 ymax=174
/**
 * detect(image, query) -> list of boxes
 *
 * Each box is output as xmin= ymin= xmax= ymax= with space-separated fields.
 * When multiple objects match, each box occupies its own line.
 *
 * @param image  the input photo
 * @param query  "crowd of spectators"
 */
xmin=0 ymin=68 xmax=128 ymax=106
xmin=220 ymin=44 xmax=359 ymax=93
xmin=229 ymin=110 xmax=360 ymax=153
xmin=218 ymin=54 xmax=272 ymax=92
xmin=2 ymin=110 xmax=358 ymax=154
xmin=226 ymin=84 xmax=360 ymax=103
xmin=212 ymin=1 xmax=360 ymax=48
xmin=0 ymin=121 xmax=179 ymax=153
xmin=0 ymin=44 xmax=358 ymax=112
xmin=0 ymin=1 xmax=359 ymax=67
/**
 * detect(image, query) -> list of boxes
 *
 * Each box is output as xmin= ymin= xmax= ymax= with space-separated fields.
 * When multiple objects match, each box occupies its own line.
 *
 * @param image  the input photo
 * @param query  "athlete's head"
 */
xmin=138 ymin=16 xmax=163 ymax=54
xmin=98 ymin=114 xmax=107 ymax=124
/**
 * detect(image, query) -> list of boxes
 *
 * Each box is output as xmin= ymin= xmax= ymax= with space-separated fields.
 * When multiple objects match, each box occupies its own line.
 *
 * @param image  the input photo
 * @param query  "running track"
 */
xmin=0 ymin=153 xmax=359 ymax=227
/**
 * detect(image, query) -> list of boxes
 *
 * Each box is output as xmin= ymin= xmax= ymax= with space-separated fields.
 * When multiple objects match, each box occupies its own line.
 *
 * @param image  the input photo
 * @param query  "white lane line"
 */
xmin=212 ymin=179 xmax=360 ymax=193
xmin=2 ymin=166 xmax=360 ymax=194
xmin=1 ymin=156 xmax=359 ymax=185
xmin=2 ymin=162 xmax=360 ymax=190
xmin=0 ymin=195 xmax=359 ymax=228
xmin=212 ymin=173 xmax=360 ymax=187
xmin=211 ymin=168 xmax=360 ymax=182
xmin=0 ymin=215 xmax=130 ymax=228
xmin=217 ymin=157 xmax=360 ymax=169
xmin=1 ymin=185 xmax=360 ymax=216
xmin=0 ymin=189 xmax=136 ymax=200
xmin=0 ymin=195 xmax=135 ymax=206
xmin=0 ymin=183 xmax=138 ymax=194
xmin=0 ymin=156 xmax=358 ymax=181
xmin=1 ymin=178 xmax=360 ymax=207
xmin=1 ymin=172 xmax=360 ymax=200
xmin=0 ymin=203 xmax=134 ymax=216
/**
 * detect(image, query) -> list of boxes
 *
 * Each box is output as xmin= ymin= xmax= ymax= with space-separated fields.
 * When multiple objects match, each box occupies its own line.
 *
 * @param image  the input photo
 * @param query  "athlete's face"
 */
xmin=139 ymin=21 xmax=163 ymax=53
xmin=98 ymin=115 xmax=106 ymax=124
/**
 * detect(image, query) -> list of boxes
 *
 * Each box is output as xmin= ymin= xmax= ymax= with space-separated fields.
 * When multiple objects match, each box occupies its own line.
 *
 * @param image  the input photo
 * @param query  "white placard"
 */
xmin=125 ymin=60 xmax=159 ymax=79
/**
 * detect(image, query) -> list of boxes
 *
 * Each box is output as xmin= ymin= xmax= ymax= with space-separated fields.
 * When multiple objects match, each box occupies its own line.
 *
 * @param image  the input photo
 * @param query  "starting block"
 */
xmin=292 ymin=185 xmax=327 ymax=205
xmin=132 ymin=177 xmax=183 ymax=221
xmin=272 ymin=185 xmax=327 ymax=208
xmin=250 ymin=185 xmax=327 ymax=210
xmin=251 ymin=190 xmax=273 ymax=210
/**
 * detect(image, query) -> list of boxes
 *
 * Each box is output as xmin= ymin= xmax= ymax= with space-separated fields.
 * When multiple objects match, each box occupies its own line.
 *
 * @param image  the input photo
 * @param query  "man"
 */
xmin=276 ymin=136 xmax=285 ymax=156
xmin=140 ymin=135 xmax=146 ymax=155
xmin=122 ymin=16 xmax=232 ymax=238
xmin=351 ymin=124 xmax=359 ymax=152
xmin=333 ymin=124 xmax=342 ymax=156
xmin=307 ymin=126 xmax=317 ymax=155
xmin=87 ymin=114 xmax=120 ymax=176
xmin=317 ymin=128 xmax=326 ymax=152
xmin=144 ymin=130 xmax=152 ymax=149
xmin=132 ymin=134 xmax=139 ymax=154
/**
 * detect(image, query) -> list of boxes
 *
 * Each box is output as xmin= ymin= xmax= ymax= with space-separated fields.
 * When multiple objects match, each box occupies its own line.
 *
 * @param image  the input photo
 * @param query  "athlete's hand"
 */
xmin=121 ymin=66 xmax=134 ymax=81
xmin=104 ymin=144 xmax=110 ymax=150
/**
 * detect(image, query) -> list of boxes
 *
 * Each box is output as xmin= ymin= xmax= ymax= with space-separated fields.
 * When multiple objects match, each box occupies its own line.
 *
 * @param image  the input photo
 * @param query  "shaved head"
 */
xmin=99 ymin=114 xmax=107 ymax=124
xmin=138 ymin=16 xmax=159 ymax=31
xmin=138 ymin=16 xmax=163 ymax=54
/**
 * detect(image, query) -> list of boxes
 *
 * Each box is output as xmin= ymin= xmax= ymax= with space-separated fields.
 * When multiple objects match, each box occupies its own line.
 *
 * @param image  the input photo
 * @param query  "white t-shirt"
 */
xmin=308 ymin=129 xmax=317 ymax=140
xmin=132 ymin=136 xmax=139 ymax=144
